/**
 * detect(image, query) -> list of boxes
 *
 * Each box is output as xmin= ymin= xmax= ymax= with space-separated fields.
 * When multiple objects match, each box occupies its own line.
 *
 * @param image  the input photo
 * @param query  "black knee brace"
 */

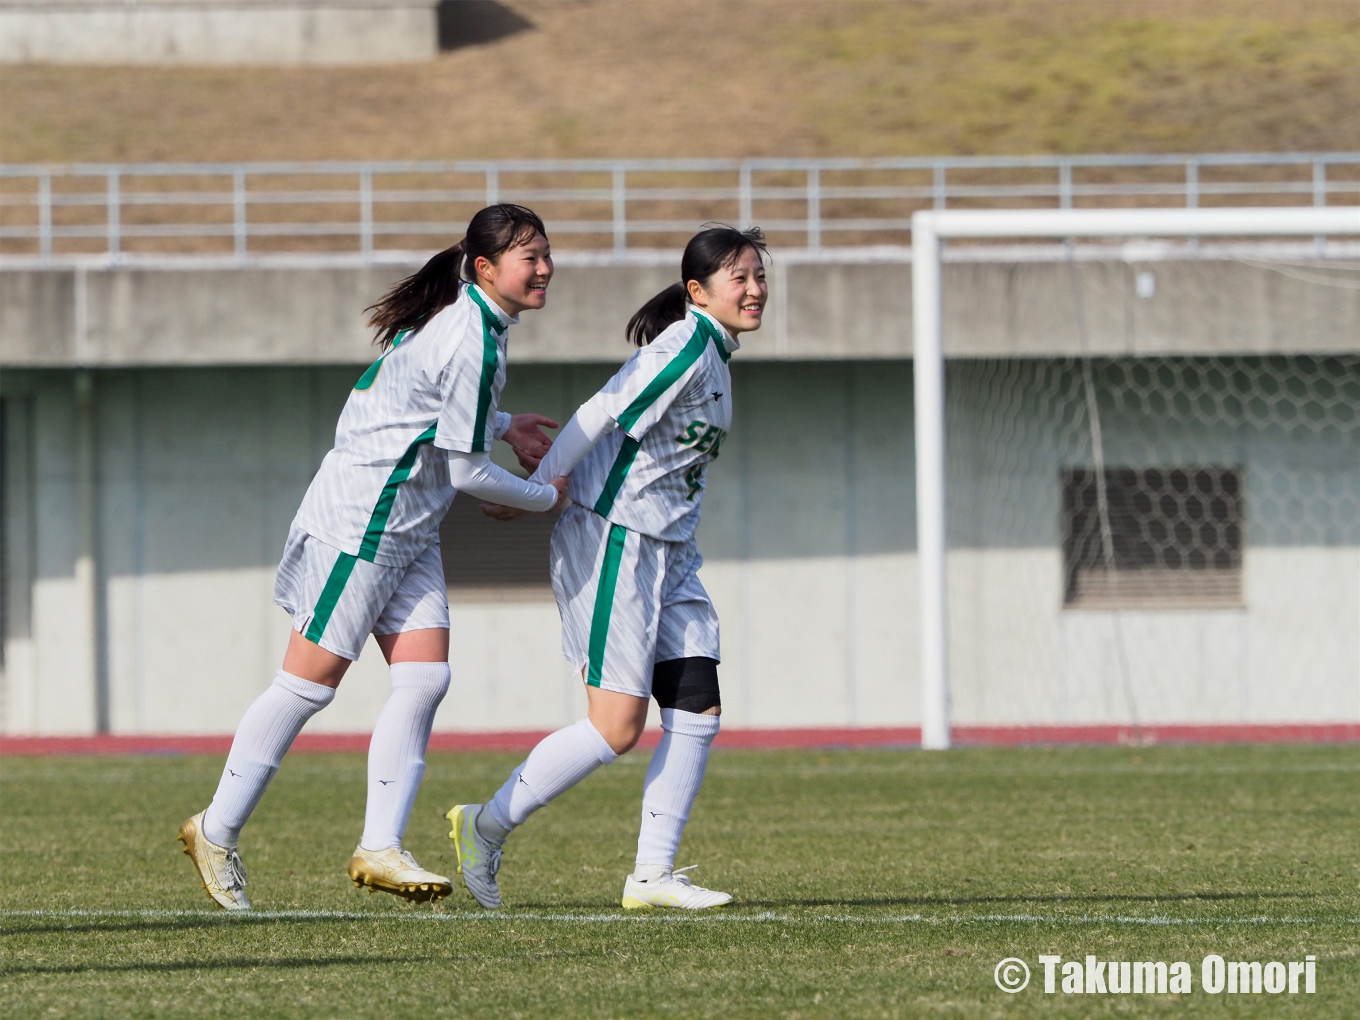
xmin=651 ymin=657 xmax=721 ymax=714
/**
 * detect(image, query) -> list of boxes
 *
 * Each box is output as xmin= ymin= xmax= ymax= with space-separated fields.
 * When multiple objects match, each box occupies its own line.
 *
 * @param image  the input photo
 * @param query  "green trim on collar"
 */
xmin=466 ymin=284 xmax=509 ymax=331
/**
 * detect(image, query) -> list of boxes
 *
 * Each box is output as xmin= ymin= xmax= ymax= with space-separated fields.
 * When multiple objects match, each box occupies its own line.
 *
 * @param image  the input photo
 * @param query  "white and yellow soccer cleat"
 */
xmin=621 ymin=865 xmax=733 ymax=910
xmin=178 ymin=810 xmax=251 ymax=911
xmin=347 ymin=846 xmax=453 ymax=903
xmin=445 ymin=804 xmax=504 ymax=909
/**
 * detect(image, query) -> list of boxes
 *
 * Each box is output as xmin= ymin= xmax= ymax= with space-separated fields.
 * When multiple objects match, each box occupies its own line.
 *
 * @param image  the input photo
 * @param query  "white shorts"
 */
xmin=273 ymin=526 xmax=450 ymax=661
xmin=551 ymin=503 xmax=720 ymax=699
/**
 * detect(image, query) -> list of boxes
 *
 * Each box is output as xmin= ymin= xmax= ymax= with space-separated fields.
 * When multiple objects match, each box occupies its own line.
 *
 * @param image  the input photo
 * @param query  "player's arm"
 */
xmin=525 ymin=396 xmax=617 ymax=483
xmin=528 ymin=344 xmax=704 ymax=484
xmin=480 ymin=345 xmax=701 ymax=521
xmin=434 ymin=343 xmax=563 ymax=510
xmin=447 ymin=451 xmax=567 ymax=512
xmin=478 ymin=400 xmax=612 ymax=522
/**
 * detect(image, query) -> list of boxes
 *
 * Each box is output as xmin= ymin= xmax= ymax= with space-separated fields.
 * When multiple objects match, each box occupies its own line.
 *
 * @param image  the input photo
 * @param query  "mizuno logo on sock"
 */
xmin=378 ymin=780 xmax=394 ymax=785
xmin=649 ymin=811 xmax=663 ymax=817
xmin=228 ymin=770 xmax=241 ymax=778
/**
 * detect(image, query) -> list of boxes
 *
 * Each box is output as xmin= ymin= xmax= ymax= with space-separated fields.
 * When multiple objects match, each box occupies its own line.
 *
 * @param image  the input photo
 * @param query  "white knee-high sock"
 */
xmin=360 ymin=661 xmax=451 ymax=851
xmin=635 ymin=709 xmax=720 ymax=869
xmin=202 ymin=671 xmax=335 ymax=848
xmin=485 ymin=718 xmax=617 ymax=834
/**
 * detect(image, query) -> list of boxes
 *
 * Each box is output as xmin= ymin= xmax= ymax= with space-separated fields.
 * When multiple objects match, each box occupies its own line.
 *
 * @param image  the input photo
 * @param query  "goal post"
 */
xmin=911 ymin=206 xmax=1360 ymax=750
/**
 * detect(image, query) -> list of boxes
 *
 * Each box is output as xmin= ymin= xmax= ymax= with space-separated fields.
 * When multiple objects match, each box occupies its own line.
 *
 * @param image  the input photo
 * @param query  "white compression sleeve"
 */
xmin=529 ymin=397 xmax=616 ymax=484
xmin=447 ymin=451 xmax=558 ymax=511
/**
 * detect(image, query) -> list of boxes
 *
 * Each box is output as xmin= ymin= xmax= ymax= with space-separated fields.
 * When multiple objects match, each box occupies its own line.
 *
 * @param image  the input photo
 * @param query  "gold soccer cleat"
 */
xmin=178 ymin=810 xmax=251 ymax=911
xmin=347 ymin=846 xmax=453 ymax=903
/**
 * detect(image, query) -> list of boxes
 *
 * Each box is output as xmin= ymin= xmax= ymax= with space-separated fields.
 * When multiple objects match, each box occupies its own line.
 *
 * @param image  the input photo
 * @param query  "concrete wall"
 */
xmin=0 ymin=363 xmax=917 ymax=735
xmin=3 ymin=358 xmax=1356 ymax=736
xmin=0 ymin=1 xmax=438 ymax=65
xmin=2 ymin=249 xmax=1355 ymax=734
xmin=3 ymin=252 xmax=1356 ymax=367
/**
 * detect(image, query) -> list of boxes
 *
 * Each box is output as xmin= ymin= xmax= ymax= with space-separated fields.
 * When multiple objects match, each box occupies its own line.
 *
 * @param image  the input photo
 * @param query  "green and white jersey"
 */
xmin=294 ymin=282 xmax=515 ymax=567
xmin=569 ymin=308 xmax=737 ymax=543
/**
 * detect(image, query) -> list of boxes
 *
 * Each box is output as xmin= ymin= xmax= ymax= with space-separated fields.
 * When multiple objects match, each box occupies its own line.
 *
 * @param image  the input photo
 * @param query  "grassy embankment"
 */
xmin=2 ymin=0 xmax=1358 ymax=163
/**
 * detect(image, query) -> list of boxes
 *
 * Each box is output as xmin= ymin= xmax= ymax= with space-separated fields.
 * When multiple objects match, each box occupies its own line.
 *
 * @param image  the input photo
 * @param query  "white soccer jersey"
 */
xmin=568 ymin=308 xmax=736 ymax=543
xmin=294 ymin=282 xmax=516 ymax=567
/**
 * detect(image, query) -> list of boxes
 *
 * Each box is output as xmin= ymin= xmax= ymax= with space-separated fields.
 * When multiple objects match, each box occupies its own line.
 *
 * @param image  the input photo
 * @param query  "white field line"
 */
xmin=0 ymin=909 xmax=1349 ymax=926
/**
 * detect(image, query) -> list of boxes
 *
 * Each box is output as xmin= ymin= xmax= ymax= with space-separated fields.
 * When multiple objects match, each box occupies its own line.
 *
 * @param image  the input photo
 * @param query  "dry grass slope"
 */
xmin=1 ymin=0 xmax=1358 ymax=164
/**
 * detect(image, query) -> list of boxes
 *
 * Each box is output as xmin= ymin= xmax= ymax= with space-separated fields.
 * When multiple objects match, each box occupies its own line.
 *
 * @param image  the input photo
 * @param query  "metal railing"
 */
xmin=1 ymin=152 xmax=1357 ymax=263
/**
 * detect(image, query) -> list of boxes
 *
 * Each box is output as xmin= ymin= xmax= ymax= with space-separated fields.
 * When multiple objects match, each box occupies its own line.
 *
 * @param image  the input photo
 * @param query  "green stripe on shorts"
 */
xmin=586 ymin=523 xmax=629 ymax=687
xmin=304 ymin=551 xmax=358 ymax=645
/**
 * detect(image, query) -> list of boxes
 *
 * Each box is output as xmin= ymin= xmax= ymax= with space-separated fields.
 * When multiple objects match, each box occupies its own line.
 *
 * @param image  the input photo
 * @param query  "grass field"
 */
xmin=2 ymin=744 xmax=1357 ymax=1018
xmin=2 ymin=0 xmax=1358 ymax=163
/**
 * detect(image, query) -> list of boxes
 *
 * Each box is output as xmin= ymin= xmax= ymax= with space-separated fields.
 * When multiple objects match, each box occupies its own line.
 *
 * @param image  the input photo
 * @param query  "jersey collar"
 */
xmin=690 ymin=306 xmax=740 ymax=362
xmin=466 ymin=282 xmax=519 ymax=331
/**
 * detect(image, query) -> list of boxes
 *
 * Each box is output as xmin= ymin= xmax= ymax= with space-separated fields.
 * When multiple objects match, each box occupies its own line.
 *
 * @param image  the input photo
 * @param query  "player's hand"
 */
xmin=479 ymin=502 xmax=529 ymax=522
xmin=503 ymin=413 xmax=558 ymax=472
xmin=547 ymin=475 xmax=570 ymax=514
xmin=512 ymin=448 xmax=544 ymax=473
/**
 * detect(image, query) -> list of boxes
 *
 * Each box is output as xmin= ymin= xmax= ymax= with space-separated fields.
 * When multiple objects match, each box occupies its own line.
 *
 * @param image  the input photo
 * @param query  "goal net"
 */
xmin=912 ymin=208 xmax=1360 ymax=748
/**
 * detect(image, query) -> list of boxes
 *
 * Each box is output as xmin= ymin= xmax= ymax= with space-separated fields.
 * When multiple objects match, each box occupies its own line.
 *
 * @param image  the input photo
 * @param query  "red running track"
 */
xmin=2 ymin=723 xmax=1357 ymax=756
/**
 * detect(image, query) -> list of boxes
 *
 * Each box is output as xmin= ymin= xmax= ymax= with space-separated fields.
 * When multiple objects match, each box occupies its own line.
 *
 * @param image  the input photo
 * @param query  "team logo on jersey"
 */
xmin=676 ymin=419 xmax=728 ymax=457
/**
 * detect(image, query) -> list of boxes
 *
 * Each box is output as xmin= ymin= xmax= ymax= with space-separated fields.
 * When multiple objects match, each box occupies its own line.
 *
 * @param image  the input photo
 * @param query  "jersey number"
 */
xmin=684 ymin=465 xmax=705 ymax=500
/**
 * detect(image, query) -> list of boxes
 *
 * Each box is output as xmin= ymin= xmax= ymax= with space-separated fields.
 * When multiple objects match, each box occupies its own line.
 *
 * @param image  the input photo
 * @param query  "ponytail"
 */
xmin=366 ymin=203 xmax=547 ymax=349
xmin=366 ymin=242 xmax=468 ymax=349
xmin=625 ymin=224 xmax=769 ymax=347
xmin=625 ymin=282 xmax=689 ymax=348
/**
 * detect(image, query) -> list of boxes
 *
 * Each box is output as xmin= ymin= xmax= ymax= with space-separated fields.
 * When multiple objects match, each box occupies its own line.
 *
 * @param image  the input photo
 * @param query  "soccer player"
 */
xmin=446 ymin=224 xmax=768 ymax=910
xmin=178 ymin=205 xmax=569 ymax=910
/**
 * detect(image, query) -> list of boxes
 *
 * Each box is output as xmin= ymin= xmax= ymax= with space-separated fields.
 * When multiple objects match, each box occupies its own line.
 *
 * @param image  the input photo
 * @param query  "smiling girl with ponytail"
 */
xmin=444 ymin=224 xmax=770 ymax=912
xmin=178 ymin=204 xmax=570 ymax=912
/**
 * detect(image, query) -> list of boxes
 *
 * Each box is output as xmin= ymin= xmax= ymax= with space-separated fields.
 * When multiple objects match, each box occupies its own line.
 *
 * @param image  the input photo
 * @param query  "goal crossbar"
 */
xmin=910 ymin=206 xmax=1360 ymax=750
